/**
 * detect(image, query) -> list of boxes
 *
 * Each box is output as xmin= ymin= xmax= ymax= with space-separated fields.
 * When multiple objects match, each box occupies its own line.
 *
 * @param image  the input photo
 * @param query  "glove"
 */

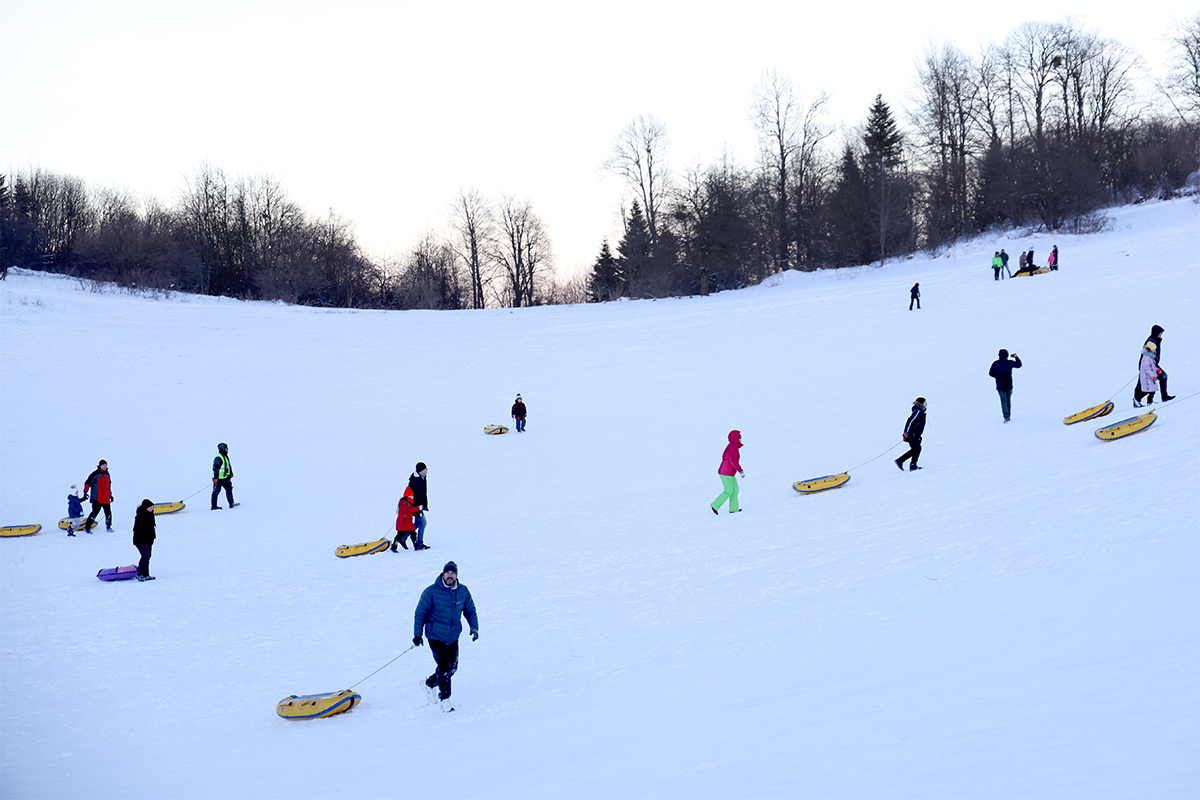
xmin=902 ymin=433 xmax=908 ymax=441
xmin=213 ymin=478 xmax=218 ymax=484
xmin=470 ymin=629 xmax=478 ymax=642
xmin=413 ymin=636 xmax=423 ymax=647
xmin=738 ymin=471 xmax=745 ymax=478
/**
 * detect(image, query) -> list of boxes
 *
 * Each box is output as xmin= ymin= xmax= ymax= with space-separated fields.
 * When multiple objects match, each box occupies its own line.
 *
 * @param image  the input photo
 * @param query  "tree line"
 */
xmin=3 ymin=16 xmax=1197 ymax=307
xmin=588 ymin=16 xmax=1200 ymax=300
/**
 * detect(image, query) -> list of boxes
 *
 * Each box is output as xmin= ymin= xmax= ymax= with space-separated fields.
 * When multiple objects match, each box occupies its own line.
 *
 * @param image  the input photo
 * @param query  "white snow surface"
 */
xmin=2 ymin=198 xmax=1198 ymax=800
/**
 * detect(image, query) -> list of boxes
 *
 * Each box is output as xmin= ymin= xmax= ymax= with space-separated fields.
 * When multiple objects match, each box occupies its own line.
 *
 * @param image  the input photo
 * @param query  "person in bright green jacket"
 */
xmin=991 ymin=251 xmax=1003 ymax=281
xmin=211 ymin=443 xmax=238 ymax=510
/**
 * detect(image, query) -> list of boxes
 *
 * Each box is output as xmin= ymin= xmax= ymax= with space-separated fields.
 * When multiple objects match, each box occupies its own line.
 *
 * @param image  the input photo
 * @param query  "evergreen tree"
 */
xmin=616 ymin=200 xmax=652 ymax=295
xmin=863 ymin=94 xmax=905 ymax=170
xmin=587 ymin=238 xmax=623 ymax=301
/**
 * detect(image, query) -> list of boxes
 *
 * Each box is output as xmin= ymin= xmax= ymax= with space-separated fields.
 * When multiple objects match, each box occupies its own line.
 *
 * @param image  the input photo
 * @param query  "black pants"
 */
xmin=910 ymin=296 xmax=919 ymax=309
xmin=897 ymin=439 xmax=922 ymax=467
xmin=212 ymin=479 xmax=234 ymax=509
xmin=136 ymin=542 xmax=153 ymax=577
xmin=427 ymin=639 xmax=459 ymax=700
xmin=87 ymin=501 xmax=112 ymax=527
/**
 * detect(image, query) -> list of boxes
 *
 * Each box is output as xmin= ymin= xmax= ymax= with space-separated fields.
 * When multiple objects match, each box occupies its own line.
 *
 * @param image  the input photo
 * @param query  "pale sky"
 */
xmin=4 ymin=0 xmax=1194 ymax=278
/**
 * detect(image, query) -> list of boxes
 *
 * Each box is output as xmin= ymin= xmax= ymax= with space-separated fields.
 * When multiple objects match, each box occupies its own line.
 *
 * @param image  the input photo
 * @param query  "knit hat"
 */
xmin=1145 ymin=341 xmax=1157 ymax=353
xmin=218 ymin=442 xmax=228 ymax=453
xmin=516 ymin=394 xmax=522 ymax=400
xmin=415 ymin=462 xmax=427 ymax=473
xmin=69 ymin=484 xmax=79 ymax=496
xmin=443 ymin=561 xmax=458 ymax=574
xmin=915 ymin=397 xmax=927 ymax=408
xmin=98 ymin=459 xmax=107 ymax=467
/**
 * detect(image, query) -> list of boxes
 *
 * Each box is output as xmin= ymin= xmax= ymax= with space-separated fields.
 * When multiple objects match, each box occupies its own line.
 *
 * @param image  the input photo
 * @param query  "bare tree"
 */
xmin=448 ymin=188 xmax=493 ymax=309
xmin=751 ymin=70 xmax=832 ymax=271
xmin=1160 ymin=13 xmax=1200 ymax=126
xmin=603 ymin=114 xmax=670 ymax=249
xmin=912 ymin=41 xmax=978 ymax=245
xmin=1005 ymin=21 xmax=1061 ymax=152
xmin=491 ymin=196 xmax=552 ymax=308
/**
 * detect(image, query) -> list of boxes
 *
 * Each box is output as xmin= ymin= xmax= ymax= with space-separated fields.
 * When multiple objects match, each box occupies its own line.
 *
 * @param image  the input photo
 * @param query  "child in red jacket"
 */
xmin=392 ymin=493 xmax=422 ymax=552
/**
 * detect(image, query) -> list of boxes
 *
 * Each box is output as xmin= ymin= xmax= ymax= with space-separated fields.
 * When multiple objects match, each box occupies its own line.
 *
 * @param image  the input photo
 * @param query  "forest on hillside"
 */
xmin=3 ymin=17 xmax=1198 ymax=309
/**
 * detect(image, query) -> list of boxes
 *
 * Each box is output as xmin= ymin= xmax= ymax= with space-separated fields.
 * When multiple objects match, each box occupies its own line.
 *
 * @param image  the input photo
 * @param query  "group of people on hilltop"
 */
xmin=991 ymin=245 xmax=1060 ymax=280
xmin=711 ymin=324 xmax=1174 ymax=509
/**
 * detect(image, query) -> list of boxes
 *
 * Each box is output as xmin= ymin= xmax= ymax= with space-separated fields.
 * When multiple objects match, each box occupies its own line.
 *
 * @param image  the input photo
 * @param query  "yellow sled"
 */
xmin=59 ymin=518 xmax=99 ymax=531
xmin=793 ymin=472 xmax=851 ymax=494
xmin=0 ymin=524 xmax=42 ymax=538
xmin=276 ymin=689 xmax=361 ymax=720
xmin=1063 ymin=401 xmax=1114 ymax=425
xmin=150 ymin=501 xmax=185 ymax=515
xmin=1095 ymin=412 xmax=1156 ymax=441
xmin=484 ymin=424 xmax=509 ymax=435
xmin=335 ymin=538 xmax=390 ymax=558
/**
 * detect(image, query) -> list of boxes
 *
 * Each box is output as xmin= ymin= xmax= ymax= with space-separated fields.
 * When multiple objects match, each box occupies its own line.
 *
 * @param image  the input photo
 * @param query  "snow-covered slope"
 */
xmin=2 ymin=198 xmax=1197 ymax=799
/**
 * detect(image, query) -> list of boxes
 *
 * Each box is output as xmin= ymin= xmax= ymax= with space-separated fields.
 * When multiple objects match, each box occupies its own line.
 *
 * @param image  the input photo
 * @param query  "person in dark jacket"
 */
xmin=83 ymin=460 xmax=114 ymax=532
xmin=413 ymin=561 xmax=479 ymax=708
xmin=909 ymin=283 xmax=920 ymax=310
xmin=406 ymin=462 xmax=430 ymax=550
xmin=133 ymin=499 xmax=157 ymax=581
xmin=1141 ymin=325 xmax=1174 ymax=402
xmin=211 ymin=442 xmax=238 ymax=510
xmin=895 ymin=398 xmax=927 ymax=471
xmin=511 ymin=394 xmax=528 ymax=432
xmin=988 ymin=349 xmax=1023 ymax=422
xmin=1000 ymin=248 xmax=1011 ymax=278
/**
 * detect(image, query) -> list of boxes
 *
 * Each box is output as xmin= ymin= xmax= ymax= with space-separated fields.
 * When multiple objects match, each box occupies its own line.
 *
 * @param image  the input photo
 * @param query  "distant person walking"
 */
xmin=710 ymin=430 xmax=744 ymax=514
xmin=83 ymin=460 xmax=114 ymax=532
xmin=1028 ymin=247 xmax=1036 ymax=268
xmin=413 ymin=561 xmax=478 ymax=711
xmin=894 ymin=398 xmax=927 ymax=472
xmin=407 ymin=462 xmax=430 ymax=550
xmin=211 ymin=442 xmax=238 ymax=510
xmin=1000 ymin=248 xmax=1011 ymax=278
xmin=909 ymin=283 xmax=920 ymax=310
xmin=1140 ymin=325 xmax=1174 ymax=402
xmin=511 ymin=394 xmax=527 ymax=432
xmin=992 ymin=252 xmax=1003 ymax=281
xmin=988 ymin=349 xmax=1023 ymax=422
xmin=1048 ymin=245 xmax=1058 ymax=271
xmin=133 ymin=498 xmax=157 ymax=581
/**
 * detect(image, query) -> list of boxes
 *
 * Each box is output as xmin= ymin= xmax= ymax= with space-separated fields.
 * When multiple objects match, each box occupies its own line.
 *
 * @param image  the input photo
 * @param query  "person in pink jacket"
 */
xmin=711 ymin=430 xmax=744 ymax=514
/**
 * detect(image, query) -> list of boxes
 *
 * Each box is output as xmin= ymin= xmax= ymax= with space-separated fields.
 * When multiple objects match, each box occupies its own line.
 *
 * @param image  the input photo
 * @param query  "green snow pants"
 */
xmin=712 ymin=474 xmax=740 ymax=513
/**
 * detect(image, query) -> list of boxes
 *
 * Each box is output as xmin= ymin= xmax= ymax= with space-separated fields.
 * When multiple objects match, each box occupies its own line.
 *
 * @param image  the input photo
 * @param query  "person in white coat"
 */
xmin=1133 ymin=342 xmax=1159 ymax=407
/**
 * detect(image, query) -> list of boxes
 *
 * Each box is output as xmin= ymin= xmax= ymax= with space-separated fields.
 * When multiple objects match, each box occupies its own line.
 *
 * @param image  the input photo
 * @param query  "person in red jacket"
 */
xmin=83 ymin=460 xmax=115 ymax=532
xmin=710 ymin=430 xmax=745 ymax=514
xmin=392 ymin=492 xmax=422 ymax=552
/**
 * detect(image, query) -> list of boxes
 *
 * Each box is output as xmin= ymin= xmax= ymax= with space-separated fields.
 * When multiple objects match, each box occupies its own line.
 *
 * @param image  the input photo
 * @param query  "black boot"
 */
xmin=1160 ymin=375 xmax=1174 ymax=401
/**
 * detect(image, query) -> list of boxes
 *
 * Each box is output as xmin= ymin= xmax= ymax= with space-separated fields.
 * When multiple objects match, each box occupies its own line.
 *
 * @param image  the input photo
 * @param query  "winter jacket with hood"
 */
xmin=1139 ymin=346 xmax=1159 ymax=393
xmin=414 ymin=574 xmax=478 ymax=644
xmin=903 ymin=404 xmax=927 ymax=441
xmin=396 ymin=494 xmax=421 ymax=532
xmin=989 ymin=351 xmax=1023 ymax=391
xmin=84 ymin=467 xmax=112 ymax=504
xmin=132 ymin=503 xmax=156 ymax=546
xmin=718 ymin=430 xmax=743 ymax=476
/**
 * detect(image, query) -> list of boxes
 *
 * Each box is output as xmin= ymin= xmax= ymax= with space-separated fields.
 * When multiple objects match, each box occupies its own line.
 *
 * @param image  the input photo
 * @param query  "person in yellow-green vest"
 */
xmin=211 ymin=442 xmax=239 ymax=510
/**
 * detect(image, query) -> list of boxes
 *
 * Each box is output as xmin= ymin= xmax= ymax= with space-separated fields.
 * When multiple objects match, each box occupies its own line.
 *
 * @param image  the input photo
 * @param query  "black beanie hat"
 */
xmin=443 ymin=561 xmax=458 ymax=574
xmin=415 ymin=462 xmax=427 ymax=473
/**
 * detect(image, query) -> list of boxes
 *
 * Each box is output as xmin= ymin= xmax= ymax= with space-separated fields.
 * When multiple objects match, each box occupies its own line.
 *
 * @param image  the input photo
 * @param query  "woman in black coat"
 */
xmin=133 ymin=499 xmax=157 ymax=581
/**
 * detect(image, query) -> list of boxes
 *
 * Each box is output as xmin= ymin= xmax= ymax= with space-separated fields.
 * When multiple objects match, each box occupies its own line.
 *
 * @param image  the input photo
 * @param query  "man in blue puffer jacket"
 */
xmin=413 ymin=561 xmax=478 ymax=707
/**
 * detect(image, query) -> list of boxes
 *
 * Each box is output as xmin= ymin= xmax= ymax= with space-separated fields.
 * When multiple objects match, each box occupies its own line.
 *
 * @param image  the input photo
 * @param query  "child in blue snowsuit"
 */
xmin=66 ymin=485 xmax=86 ymax=536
